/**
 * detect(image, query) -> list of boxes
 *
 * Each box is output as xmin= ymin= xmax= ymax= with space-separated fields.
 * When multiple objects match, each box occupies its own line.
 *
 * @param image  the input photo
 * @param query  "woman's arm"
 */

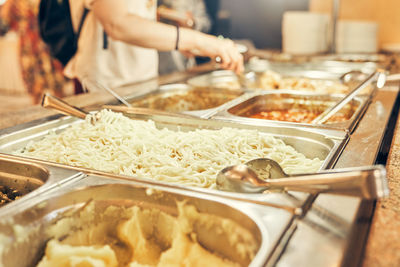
xmin=91 ymin=0 xmax=243 ymax=73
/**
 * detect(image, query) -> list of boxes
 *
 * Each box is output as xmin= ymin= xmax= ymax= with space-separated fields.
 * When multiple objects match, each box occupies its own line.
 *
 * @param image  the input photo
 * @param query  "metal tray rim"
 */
xmin=0 ymin=154 xmax=85 ymax=216
xmin=210 ymin=90 xmax=370 ymax=133
xmin=0 ymin=162 xmax=296 ymax=267
xmin=0 ymin=114 xmax=349 ymax=212
xmin=121 ymin=82 xmax=245 ymax=117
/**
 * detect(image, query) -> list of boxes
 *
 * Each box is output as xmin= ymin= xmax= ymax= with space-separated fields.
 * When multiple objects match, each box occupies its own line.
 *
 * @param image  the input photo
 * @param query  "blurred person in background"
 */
xmin=0 ymin=0 xmax=69 ymax=103
xmin=203 ymin=0 xmax=220 ymax=36
xmin=157 ymin=0 xmax=211 ymax=75
xmin=67 ymin=0 xmax=243 ymax=92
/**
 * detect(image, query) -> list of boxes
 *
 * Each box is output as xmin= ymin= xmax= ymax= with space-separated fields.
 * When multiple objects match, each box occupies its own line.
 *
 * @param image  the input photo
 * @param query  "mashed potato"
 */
xmin=36 ymin=201 xmax=258 ymax=267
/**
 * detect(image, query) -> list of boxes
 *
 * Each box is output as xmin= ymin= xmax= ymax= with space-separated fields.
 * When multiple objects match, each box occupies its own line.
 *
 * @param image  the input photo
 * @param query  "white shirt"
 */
xmin=65 ymin=0 xmax=158 ymax=90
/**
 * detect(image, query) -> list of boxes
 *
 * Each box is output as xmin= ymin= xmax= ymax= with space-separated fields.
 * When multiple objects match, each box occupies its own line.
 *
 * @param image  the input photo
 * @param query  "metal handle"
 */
xmin=81 ymin=78 xmax=132 ymax=107
xmin=41 ymin=93 xmax=88 ymax=120
xmin=266 ymin=166 xmax=388 ymax=199
xmin=102 ymin=105 xmax=199 ymax=119
xmin=312 ymin=69 xmax=386 ymax=124
xmin=386 ymin=73 xmax=400 ymax=82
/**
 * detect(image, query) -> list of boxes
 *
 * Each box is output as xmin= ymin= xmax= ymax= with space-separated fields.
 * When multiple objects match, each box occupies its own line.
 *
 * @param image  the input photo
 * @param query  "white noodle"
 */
xmin=15 ymin=110 xmax=323 ymax=188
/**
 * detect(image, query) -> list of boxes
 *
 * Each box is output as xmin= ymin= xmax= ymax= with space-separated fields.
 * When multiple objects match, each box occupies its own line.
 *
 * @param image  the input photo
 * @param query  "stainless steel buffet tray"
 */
xmin=211 ymin=90 xmax=370 ymax=133
xmin=277 ymin=86 xmax=400 ymax=267
xmin=0 ymin=168 xmax=295 ymax=267
xmin=187 ymin=69 xmax=344 ymax=90
xmin=0 ymin=112 xmax=348 ymax=220
xmin=122 ymin=83 xmax=244 ymax=118
xmin=186 ymin=68 xmax=374 ymax=96
xmin=0 ymin=154 xmax=83 ymax=213
xmin=114 ymin=65 xmax=376 ymax=120
xmin=0 ymin=83 xmax=394 ymax=267
xmin=269 ymin=61 xmax=377 ymax=78
xmin=310 ymin=53 xmax=385 ymax=63
xmin=0 ymin=113 xmax=348 ymax=174
xmin=187 ymin=70 xmax=241 ymax=89
xmin=247 ymin=58 xmax=378 ymax=78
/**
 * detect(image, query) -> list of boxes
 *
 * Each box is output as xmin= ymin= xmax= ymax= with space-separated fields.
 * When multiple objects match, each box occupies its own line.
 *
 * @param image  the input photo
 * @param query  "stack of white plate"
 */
xmin=282 ymin=11 xmax=330 ymax=55
xmin=336 ymin=20 xmax=378 ymax=53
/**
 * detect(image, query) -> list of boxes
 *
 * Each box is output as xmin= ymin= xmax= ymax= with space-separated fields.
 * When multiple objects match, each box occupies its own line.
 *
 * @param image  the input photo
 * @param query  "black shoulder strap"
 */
xmin=76 ymin=8 xmax=89 ymax=41
xmin=103 ymin=30 xmax=108 ymax=49
xmin=75 ymin=8 xmax=108 ymax=50
xmin=74 ymin=7 xmax=108 ymax=50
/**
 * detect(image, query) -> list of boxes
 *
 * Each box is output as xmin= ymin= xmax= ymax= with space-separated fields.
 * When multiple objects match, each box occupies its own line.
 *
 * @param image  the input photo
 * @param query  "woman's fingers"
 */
xmin=232 ymin=50 xmax=244 ymax=74
xmin=183 ymin=31 xmax=243 ymax=73
xmin=219 ymin=49 xmax=232 ymax=69
xmin=236 ymin=54 xmax=244 ymax=73
xmin=219 ymin=39 xmax=243 ymax=74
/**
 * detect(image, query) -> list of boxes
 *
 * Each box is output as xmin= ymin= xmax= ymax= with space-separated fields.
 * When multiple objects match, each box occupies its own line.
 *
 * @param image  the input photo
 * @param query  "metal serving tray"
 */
xmin=212 ymin=91 xmax=370 ymax=133
xmin=187 ymin=70 xmax=241 ymax=89
xmin=186 ymin=69 xmax=373 ymax=95
xmin=0 ymin=154 xmax=83 ymax=213
xmin=0 ymin=114 xmax=348 ymax=174
xmin=247 ymin=58 xmax=378 ymax=78
xmin=123 ymin=83 xmax=244 ymax=118
xmin=269 ymin=61 xmax=376 ymax=78
xmin=0 ymin=113 xmax=348 ymax=215
xmin=310 ymin=53 xmax=385 ymax=63
xmin=0 ymin=173 xmax=295 ymax=267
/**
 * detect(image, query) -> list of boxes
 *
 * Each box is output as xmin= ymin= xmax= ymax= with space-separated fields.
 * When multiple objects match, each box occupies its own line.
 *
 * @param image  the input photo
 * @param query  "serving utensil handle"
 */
xmin=312 ymin=69 xmax=386 ymax=124
xmin=102 ymin=105 xmax=199 ymax=119
xmin=267 ymin=165 xmax=388 ymax=199
xmin=41 ymin=93 xmax=88 ymax=120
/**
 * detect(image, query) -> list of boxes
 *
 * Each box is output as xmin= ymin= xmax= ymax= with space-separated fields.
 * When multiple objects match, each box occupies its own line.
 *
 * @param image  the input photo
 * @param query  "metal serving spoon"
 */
xmin=216 ymin=158 xmax=388 ymax=199
xmin=245 ymin=158 xmax=289 ymax=179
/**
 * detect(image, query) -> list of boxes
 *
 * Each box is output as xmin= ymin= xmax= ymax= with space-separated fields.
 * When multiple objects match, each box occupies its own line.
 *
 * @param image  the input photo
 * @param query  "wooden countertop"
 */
xmin=0 ymin=65 xmax=399 ymax=266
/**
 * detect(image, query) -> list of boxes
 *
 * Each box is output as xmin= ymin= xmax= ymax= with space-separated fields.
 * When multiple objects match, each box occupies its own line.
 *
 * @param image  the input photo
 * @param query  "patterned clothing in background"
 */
xmin=1 ymin=0 xmax=69 ymax=103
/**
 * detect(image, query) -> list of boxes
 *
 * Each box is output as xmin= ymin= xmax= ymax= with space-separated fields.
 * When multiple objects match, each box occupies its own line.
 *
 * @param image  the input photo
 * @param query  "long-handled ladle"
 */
xmin=216 ymin=158 xmax=388 ymax=199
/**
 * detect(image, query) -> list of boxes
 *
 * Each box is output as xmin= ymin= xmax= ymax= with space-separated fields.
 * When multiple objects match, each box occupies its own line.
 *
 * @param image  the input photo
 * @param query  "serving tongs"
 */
xmin=101 ymin=105 xmax=198 ymax=119
xmin=41 ymin=93 xmax=88 ymax=120
xmin=41 ymin=94 xmax=198 ymax=121
xmin=311 ymin=69 xmax=386 ymax=124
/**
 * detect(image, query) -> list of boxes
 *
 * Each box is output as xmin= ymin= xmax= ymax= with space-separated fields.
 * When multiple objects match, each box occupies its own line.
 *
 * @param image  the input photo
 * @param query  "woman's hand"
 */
xmin=179 ymin=28 xmax=244 ymax=74
xmin=92 ymin=0 xmax=243 ymax=73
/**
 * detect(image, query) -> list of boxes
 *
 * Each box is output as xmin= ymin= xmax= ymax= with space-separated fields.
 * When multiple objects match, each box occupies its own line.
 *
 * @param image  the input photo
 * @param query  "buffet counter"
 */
xmin=0 ymin=62 xmax=399 ymax=266
xmin=364 ymin=108 xmax=400 ymax=267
